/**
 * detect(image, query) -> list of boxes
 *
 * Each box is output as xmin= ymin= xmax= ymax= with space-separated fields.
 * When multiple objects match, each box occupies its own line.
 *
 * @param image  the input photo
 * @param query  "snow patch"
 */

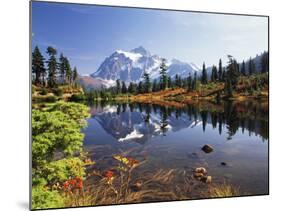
xmin=116 ymin=50 xmax=142 ymax=63
xmin=118 ymin=129 xmax=144 ymax=142
xmin=102 ymin=105 xmax=117 ymax=113
xmin=190 ymin=62 xmax=200 ymax=71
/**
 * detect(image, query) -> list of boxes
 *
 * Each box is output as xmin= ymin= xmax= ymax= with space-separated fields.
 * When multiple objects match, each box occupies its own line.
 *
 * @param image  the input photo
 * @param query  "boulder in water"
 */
xmin=201 ymin=144 xmax=214 ymax=153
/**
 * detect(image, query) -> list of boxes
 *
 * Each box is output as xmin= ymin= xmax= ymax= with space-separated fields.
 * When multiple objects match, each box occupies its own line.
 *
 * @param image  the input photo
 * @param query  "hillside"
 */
xmin=32 ymin=85 xmax=84 ymax=104
xmin=125 ymin=73 xmax=268 ymax=104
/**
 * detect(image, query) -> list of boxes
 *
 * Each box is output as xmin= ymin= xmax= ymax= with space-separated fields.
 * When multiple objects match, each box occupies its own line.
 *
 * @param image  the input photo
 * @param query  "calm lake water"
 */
xmin=82 ymin=100 xmax=268 ymax=197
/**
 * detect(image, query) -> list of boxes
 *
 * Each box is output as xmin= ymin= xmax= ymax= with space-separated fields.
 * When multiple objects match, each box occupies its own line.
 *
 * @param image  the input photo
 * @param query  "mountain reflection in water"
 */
xmin=85 ymin=100 xmax=268 ymax=145
xmin=82 ymin=100 xmax=268 ymax=196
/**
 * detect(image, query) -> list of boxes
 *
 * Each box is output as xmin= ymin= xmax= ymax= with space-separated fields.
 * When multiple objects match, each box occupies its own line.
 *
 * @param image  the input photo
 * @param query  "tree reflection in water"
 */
xmin=90 ymin=100 xmax=268 ymax=141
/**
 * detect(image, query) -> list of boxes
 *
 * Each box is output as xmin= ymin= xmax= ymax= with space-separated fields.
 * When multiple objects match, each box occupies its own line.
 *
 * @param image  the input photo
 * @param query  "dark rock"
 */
xmin=201 ymin=144 xmax=214 ymax=153
xmin=221 ymin=162 xmax=227 ymax=166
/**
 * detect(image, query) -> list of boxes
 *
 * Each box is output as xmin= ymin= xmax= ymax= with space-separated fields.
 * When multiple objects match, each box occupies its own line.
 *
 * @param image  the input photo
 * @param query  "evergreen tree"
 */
xmin=222 ymin=68 xmax=226 ymax=81
xmin=218 ymin=59 xmax=223 ymax=81
xmin=152 ymin=79 xmax=158 ymax=92
xmin=226 ymin=55 xmax=240 ymax=89
xmin=137 ymin=81 xmax=143 ymax=94
xmin=236 ymin=62 xmax=240 ymax=75
xmin=142 ymin=71 xmax=151 ymax=93
xmin=59 ymin=53 xmax=66 ymax=84
xmin=167 ymin=76 xmax=172 ymax=88
xmin=159 ymin=58 xmax=168 ymax=90
xmin=72 ymin=66 xmax=78 ymax=83
xmin=116 ymin=79 xmax=121 ymax=94
xmin=201 ymin=62 xmax=208 ymax=84
xmin=182 ymin=77 xmax=188 ymax=89
xmin=192 ymin=72 xmax=197 ymax=90
xmin=252 ymin=60 xmax=256 ymax=75
xmin=211 ymin=65 xmax=218 ymax=82
xmin=64 ymin=57 xmax=72 ymax=84
xmin=249 ymin=57 xmax=253 ymax=75
xmin=32 ymin=46 xmax=46 ymax=86
xmin=128 ymin=82 xmax=136 ymax=94
xmin=225 ymin=77 xmax=233 ymax=97
xmin=241 ymin=60 xmax=246 ymax=76
xmin=187 ymin=73 xmax=192 ymax=91
xmin=175 ymin=74 xmax=182 ymax=87
xmin=46 ymin=46 xmax=58 ymax=87
xmin=121 ymin=81 xmax=127 ymax=94
xmin=261 ymin=52 xmax=269 ymax=73
xmin=175 ymin=74 xmax=179 ymax=87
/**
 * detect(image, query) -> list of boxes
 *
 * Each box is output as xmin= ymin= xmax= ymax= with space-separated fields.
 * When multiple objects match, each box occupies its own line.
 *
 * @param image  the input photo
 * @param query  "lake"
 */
xmin=82 ymin=100 xmax=268 ymax=199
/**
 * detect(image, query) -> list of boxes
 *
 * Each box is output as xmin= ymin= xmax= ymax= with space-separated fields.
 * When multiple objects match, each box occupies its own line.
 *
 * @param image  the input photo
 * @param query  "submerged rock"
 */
xmin=201 ymin=175 xmax=212 ymax=183
xmin=193 ymin=167 xmax=212 ymax=183
xmin=201 ymin=144 xmax=214 ymax=153
xmin=194 ymin=167 xmax=207 ymax=174
xmin=193 ymin=172 xmax=204 ymax=179
xmin=130 ymin=181 xmax=142 ymax=192
xmin=193 ymin=167 xmax=207 ymax=180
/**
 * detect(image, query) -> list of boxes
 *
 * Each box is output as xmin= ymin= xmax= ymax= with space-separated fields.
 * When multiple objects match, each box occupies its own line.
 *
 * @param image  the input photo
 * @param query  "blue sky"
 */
xmin=32 ymin=1 xmax=268 ymax=75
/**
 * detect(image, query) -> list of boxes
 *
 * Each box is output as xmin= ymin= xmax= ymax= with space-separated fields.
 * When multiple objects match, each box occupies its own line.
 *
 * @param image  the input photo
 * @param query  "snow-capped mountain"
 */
xmin=79 ymin=46 xmax=267 ymax=89
xmin=87 ymin=46 xmax=199 ymax=88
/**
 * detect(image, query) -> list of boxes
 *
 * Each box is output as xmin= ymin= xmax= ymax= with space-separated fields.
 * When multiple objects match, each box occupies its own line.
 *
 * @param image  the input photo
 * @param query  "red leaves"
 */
xmin=103 ymin=170 xmax=114 ymax=179
xmin=127 ymin=157 xmax=139 ymax=167
xmin=102 ymin=169 xmax=115 ymax=185
xmin=63 ymin=177 xmax=84 ymax=192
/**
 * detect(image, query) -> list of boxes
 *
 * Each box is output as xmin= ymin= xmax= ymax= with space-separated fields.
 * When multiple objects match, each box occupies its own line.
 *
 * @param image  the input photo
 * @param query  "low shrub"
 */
xmin=53 ymin=88 xmax=63 ymax=97
xmin=32 ymin=185 xmax=64 ymax=209
xmin=69 ymin=94 xmax=86 ymax=102
xmin=40 ymin=88 xmax=48 ymax=95
xmin=44 ymin=95 xmax=57 ymax=102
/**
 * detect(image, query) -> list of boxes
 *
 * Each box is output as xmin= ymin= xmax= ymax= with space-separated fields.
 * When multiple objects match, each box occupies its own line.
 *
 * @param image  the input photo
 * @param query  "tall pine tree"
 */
xmin=32 ymin=46 xmax=46 ymax=86
xmin=192 ymin=72 xmax=197 ymax=90
xmin=121 ymin=81 xmax=127 ymax=94
xmin=128 ymin=82 xmax=136 ymax=94
xmin=59 ymin=53 xmax=66 ymax=84
xmin=211 ymin=65 xmax=218 ymax=82
xmin=201 ymin=62 xmax=208 ymax=84
xmin=152 ymin=79 xmax=158 ymax=92
xmin=261 ymin=52 xmax=269 ymax=73
xmin=159 ymin=58 xmax=168 ymax=90
xmin=137 ymin=81 xmax=143 ymax=94
xmin=64 ymin=57 xmax=72 ymax=84
xmin=72 ymin=66 xmax=78 ymax=83
xmin=218 ymin=59 xmax=223 ymax=82
xmin=46 ymin=46 xmax=58 ymax=87
xmin=241 ymin=60 xmax=246 ymax=76
xmin=142 ymin=71 xmax=151 ymax=93
xmin=248 ymin=57 xmax=253 ymax=75
xmin=226 ymin=55 xmax=239 ymax=89
xmin=116 ymin=79 xmax=121 ymax=94
xmin=187 ymin=73 xmax=192 ymax=91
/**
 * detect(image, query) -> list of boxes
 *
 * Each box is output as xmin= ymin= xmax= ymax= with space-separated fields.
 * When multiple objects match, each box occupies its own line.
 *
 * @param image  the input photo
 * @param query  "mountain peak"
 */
xmin=90 ymin=47 xmax=198 ymax=87
xmin=130 ymin=46 xmax=150 ymax=56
